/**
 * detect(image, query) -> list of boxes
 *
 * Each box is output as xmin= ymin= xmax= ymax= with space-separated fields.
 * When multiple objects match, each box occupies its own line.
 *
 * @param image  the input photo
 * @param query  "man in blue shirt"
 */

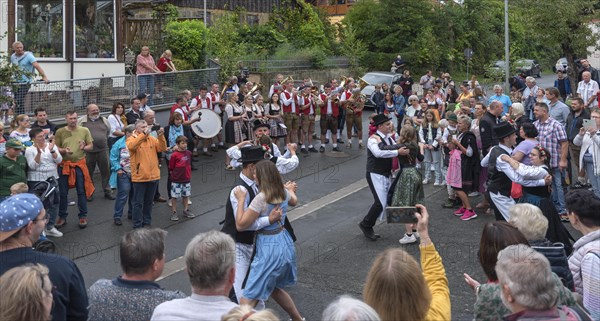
xmin=10 ymin=41 xmax=49 ymax=114
xmin=488 ymin=84 xmax=512 ymax=116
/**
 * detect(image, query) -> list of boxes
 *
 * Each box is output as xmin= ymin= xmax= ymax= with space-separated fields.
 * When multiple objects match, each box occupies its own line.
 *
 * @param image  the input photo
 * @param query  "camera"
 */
xmin=151 ymin=124 xmax=161 ymax=132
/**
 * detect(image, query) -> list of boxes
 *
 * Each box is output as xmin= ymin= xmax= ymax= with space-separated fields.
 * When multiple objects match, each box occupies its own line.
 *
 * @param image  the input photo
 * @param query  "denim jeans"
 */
xmin=28 ymin=181 xmax=60 ymax=229
xmin=137 ymin=74 xmax=154 ymax=106
xmin=584 ymin=159 xmax=600 ymax=198
xmin=114 ymin=173 xmax=133 ymax=219
xmin=58 ymin=166 xmax=88 ymax=218
xmin=551 ymin=167 xmax=566 ymax=214
xmin=131 ymin=180 xmax=158 ymax=228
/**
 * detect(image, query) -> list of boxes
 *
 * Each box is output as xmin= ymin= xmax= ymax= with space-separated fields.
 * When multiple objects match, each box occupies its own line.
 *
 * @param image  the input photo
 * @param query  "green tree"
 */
xmin=207 ymin=12 xmax=245 ymax=82
xmin=515 ymin=0 xmax=599 ymax=88
xmin=340 ymin=24 xmax=367 ymax=76
xmin=239 ymin=24 xmax=286 ymax=59
xmin=164 ymin=20 xmax=207 ymax=70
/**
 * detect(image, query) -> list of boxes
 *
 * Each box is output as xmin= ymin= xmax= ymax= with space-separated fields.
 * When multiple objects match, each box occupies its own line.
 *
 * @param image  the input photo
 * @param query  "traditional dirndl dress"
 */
xmin=267 ymin=104 xmax=287 ymax=138
xmin=225 ymin=104 xmax=247 ymax=144
xmin=243 ymin=193 xmax=297 ymax=301
xmin=391 ymin=145 xmax=424 ymax=206
xmin=446 ymin=149 xmax=463 ymax=189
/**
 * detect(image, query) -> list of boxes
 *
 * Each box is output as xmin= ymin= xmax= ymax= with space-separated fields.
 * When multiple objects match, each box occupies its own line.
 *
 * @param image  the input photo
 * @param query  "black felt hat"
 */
xmin=240 ymin=146 xmax=265 ymax=164
xmin=493 ymin=122 xmax=516 ymax=140
xmin=372 ymin=114 xmax=392 ymax=127
xmin=253 ymin=119 xmax=269 ymax=131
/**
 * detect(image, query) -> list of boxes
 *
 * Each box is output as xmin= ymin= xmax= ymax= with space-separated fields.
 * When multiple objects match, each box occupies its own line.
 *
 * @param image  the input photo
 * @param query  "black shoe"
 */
xmin=572 ymin=182 xmax=584 ymax=189
xmin=319 ymin=146 xmax=325 ymax=153
xmin=358 ymin=223 xmax=380 ymax=241
xmin=104 ymin=193 xmax=116 ymax=200
xmin=325 ymin=139 xmax=330 ymax=144
xmin=203 ymin=151 xmax=214 ymax=157
xmin=301 ymin=148 xmax=309 ymax=154
xmin=308 ymin=147 xmax=318 ymax=153
xmin=114 ymin=218 xmax=122 ymax=226
xmin=332 ymin=146 xmax=341 ymax=152
xmin=218 ymin=145 xmax=227 ymax=150
xmin=87 ymin=195 xmax=94 ymax=202
xmin=210 ymin=146 xmax=219 ymax=152
xmin=337 ymin=138 xmax=344 ymax=144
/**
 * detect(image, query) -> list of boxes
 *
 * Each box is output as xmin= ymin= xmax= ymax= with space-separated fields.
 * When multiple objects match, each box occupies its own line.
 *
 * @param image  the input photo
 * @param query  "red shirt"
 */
xmin=169 ymin=150 xmax=192 ymax=183
xmin=157 ymin=57 xmax=171 ymax=72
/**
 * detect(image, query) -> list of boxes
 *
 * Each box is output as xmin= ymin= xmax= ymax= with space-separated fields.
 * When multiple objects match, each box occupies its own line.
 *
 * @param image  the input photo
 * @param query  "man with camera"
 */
xmin=419 ymin=70 xmax=434 ymax=91
xmin=126 ymin=119 xmax=167 ymax=229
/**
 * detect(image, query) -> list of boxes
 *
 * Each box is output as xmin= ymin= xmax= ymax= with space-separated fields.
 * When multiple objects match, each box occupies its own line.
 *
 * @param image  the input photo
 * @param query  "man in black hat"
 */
xmin=226 ymin=119 xmax=298 ymax=173
xmin=485 ymin=122 xmax=551 ymax=221
xmin=220 ymin=146 xmax=284 ymax=305
xmin=359 ymin=114 xmax=409 ymax=241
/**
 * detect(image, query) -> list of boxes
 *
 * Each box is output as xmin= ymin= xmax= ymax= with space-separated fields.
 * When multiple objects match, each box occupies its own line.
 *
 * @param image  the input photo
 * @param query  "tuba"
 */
xmin=249 ymin=83 xmax=263 ymax=95
xmin=358 ymin=77 xmax=371 ymax=90
xmin=339 ymin=76 xmax=347 ymax=89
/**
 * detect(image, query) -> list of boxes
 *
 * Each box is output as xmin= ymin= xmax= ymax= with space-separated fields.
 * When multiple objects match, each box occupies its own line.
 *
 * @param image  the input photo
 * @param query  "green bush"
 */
xmin=165 ymin=20 xmax=207 ymax=70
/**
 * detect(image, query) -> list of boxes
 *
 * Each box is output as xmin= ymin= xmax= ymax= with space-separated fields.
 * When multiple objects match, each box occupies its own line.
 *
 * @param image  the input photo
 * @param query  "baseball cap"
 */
xmin=0 ymin=193 xmax=44 ymax=242
xmin=6 ymin=139 xmax=25 ymax=150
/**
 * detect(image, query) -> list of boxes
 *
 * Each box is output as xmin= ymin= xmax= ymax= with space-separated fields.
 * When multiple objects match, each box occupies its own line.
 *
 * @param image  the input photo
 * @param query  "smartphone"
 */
xmin=583 ymin=119 xmax=597 ymax=131
xmin=151 ymin=124 xmax=161 ymax=132
xmin=386 ymin=206 xmax=419 ymax=224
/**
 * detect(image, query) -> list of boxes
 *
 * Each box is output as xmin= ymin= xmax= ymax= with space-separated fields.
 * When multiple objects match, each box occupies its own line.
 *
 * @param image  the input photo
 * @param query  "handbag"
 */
xmin=511 ymin=182 xmax=523 ymax=199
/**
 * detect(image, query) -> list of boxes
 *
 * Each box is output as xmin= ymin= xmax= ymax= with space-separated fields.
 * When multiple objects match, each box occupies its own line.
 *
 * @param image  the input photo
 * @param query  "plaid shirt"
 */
xmin=534 ymin=117 xmax=567 ymax=168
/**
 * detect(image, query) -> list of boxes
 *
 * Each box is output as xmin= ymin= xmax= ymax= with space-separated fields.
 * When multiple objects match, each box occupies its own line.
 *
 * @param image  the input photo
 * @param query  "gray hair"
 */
xmin=525 ymin=76 xmax=536 ymax=84
xmin=511 ymin=103 xmax=524 ymax=117
xmin=458 ymin=115 xmax=472 ymax=127
xmin=185 ymin=230 xmax=235 ymax=290
xmin=322 ymin=296 xmax=381 ymax=321
xmin=495 ymin=244 xmax=558 ymax=311
xmin=124 ymin=124 xmax=135 ymax=135
xmin=408 ymin=95 xmax=419 ymax=102
xmin=120 ymin=228 xmax=167 ymax=275
xmin=493 ymin=84 xmax=503 ymax=91
xmin=508 ymin=204 xmax=548 ymax=241
xmin=134 ymin=119 xmax=147 ymax=129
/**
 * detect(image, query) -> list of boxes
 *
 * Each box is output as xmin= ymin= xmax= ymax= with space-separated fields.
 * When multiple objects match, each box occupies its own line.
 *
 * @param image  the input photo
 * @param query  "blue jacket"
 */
xmin=109 ymin=136 xmax=128 ymax=188
xmin=554 ymin=78 xmax=572 ymax=96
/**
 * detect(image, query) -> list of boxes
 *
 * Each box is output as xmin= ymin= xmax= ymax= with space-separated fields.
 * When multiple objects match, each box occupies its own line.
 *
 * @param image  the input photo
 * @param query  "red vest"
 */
xmin=281 ymin=91 xmax=298 ymax=114
xmin=194 ymin=95 xmax=212 ymax=110
xmin=319 ymin=93 xmax=339 ymax=117
xmin=299 ymin=94 xmax=316 ymax=116
xmin=171 ymin=103 xmax=189 ymax=121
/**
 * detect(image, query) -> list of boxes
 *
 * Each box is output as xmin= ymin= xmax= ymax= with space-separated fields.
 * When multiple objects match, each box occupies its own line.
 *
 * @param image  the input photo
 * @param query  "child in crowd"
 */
xmin=10 ymin=182 xmax=28 ymax=195
xmin=441 ymin=113 xmax=460 ymax=208
xmin=168 ymin=136 xmax=195 ymax=221
xmin=419 ymin=110 xmax=442 ymax=185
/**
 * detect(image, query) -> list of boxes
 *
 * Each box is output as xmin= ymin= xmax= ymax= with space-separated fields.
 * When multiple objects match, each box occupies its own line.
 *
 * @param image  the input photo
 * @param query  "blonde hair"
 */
xmin=255 ymin=160 xmax=285 ymax=204
xmin=161 ymin=49 xmax=173 ymax=58
xmin=399 ymin=124 xmax=417 ymax=145
xmin=364 ymin=248 xmax=431 ymax=321
xmin=0 ymin=264 xmax=52 ymax=321
xmin=422 ymin=109 xmax=439 ymax=129
xmin=508 ymin=203 xmax=548 ymax=241
xmin=10 ymin=114 xmax=28 ymax=131
xmin=221 ymin=305 xmax=278 ymax=321
xmin=10 ymin=182 xmax=29 ymax=195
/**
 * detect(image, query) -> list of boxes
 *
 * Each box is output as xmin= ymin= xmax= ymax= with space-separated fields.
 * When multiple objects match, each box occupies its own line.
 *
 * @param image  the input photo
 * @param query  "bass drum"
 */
xmin=190 ymin=109 xmax=222 ymax=138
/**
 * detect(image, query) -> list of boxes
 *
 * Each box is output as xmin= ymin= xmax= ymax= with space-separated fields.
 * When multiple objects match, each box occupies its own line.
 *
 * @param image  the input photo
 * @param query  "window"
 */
xmin=246 ymin=14 xmax=259 ymax=26
xmin=74 ymin=0 xmax=116 ymax=59
xmin=16 ymin=0 xmax=65 ymax=59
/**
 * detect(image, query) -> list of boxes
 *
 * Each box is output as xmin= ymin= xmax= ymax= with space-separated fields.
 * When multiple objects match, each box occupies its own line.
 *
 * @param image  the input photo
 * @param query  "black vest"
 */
xmin=487 ymin=146 xmax=512 ymax=196
xmin=222 ymin=177 xmax=256 ymax=245
xmin=366 ymin=134 xmax=393 ymax=176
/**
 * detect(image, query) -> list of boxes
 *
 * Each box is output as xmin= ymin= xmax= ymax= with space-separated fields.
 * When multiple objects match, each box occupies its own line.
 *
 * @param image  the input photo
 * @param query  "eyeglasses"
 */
xmin=33 ymin=214 xmax=49 ymax=223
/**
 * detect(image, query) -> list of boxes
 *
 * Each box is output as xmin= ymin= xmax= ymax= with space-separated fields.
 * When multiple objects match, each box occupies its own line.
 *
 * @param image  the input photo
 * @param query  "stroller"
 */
xmin=29 ymin=177 xmax=59 ymax=253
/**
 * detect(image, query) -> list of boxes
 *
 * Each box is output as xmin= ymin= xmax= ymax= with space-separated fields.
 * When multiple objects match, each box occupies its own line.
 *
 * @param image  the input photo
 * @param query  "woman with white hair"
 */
xmin=508 ymin=203 xmax=574 ymax=290
xmin=510 ymin=102 xmax=530 ymax=145
xmin=322 ymin=296 xmax=380 ymax=321
xmin=496 ymin=244 xmax=590 ymax=320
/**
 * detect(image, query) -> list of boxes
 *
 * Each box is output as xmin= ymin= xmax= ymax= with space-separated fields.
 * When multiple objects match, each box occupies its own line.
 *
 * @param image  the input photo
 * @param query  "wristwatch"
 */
xmin=50 ymin=150 xmax=56 ymax=153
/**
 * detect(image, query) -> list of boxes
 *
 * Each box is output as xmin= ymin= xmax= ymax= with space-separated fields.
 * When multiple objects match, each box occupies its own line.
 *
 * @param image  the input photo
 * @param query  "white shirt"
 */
xmin=229 ymin=173 xmax=271 ymax=231
xmin=226 ymin=144 xmax=297 ymax=174
xmin=25 ymin=144 xmax=62 ymax=181
xmin=367 ymin=130 xmax=398 ymax=158
xmin=281 ymin=91 xmax=297 ymax=113
xmin=577 ymin=79 xmax=599 ymax=108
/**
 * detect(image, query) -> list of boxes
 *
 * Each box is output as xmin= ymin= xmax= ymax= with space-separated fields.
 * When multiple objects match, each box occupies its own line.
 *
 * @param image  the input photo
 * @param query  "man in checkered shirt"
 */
xmin=533 ymin=102 xmax=569 ymax=217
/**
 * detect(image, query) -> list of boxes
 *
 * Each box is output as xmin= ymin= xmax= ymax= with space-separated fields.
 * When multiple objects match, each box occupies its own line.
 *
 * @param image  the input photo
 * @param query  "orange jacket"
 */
xmin=126 ymin=132 xmax=167 ymax=182
xmin=60 ymin=158 xmax=95 ymax=198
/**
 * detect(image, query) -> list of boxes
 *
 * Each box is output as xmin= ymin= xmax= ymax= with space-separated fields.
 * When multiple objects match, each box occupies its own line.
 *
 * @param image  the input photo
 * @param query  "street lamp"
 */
xmin=504 ymin=0 xmax=510 ymax=93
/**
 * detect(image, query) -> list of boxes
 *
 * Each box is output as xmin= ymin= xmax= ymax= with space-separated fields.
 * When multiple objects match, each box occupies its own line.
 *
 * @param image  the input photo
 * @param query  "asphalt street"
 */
xmin=49 ymin=73 xmax=572 ymax=320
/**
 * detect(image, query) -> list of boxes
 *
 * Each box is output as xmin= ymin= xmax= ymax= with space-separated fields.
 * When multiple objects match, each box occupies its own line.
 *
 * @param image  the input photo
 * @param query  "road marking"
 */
xmin=156 ymin=178 xmax=368 ymax=281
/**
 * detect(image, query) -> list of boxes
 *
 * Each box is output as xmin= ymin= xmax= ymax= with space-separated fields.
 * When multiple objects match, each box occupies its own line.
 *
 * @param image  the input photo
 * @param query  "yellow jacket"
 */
xmin=126 ymin=132 xmax=166 ymax=182
xmin=421 ymin=243 xmax=452 ymax=321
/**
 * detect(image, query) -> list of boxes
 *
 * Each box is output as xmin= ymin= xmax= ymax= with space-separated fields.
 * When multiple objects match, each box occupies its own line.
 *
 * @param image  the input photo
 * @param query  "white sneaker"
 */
xmin=430 ymin=165 xmax=435 ymax=171
xmin=46 ymin=227 xmax=63 ymax=237
xmin=188 ymin=199 xmax=192 ymax=205
xmin=434 ymin=180 xmax=442 ymax=186
xmin=468 ymin=191 xmax=480 ymax=197
xmin=413 ymin=231 xmax=420 ymax=239
xmin=167 ymin=199 xmax=172 ymax=207
xmin=399 ymin=233 xmax=417 ymax=244
xmin=422 ymin=178 xmax=430 ymax=184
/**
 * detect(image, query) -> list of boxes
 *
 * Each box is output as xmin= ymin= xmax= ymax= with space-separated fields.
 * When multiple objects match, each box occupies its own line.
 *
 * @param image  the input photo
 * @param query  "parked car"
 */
xmin=552 ymin=56 xmax=583 ymax=73
xmin=484 ymin=60 xmax=506 ymax=78
xmin=515 ymin=59 xmax=541 ymax=78
xmin=358 ymin=71 xmax=402 ymax=109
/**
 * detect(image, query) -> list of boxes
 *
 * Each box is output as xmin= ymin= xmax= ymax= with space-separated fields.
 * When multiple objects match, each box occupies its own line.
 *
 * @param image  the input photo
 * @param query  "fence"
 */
xmin=243 ymin=56 xmax=350 ymax=72
xmin=8 ymin=68 xmax=220 ymax=122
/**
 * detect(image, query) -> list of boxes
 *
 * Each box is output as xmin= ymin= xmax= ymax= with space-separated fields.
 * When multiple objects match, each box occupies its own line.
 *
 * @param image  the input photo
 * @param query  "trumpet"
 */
xmin=358 ymin=77 xmax=371 ymax=90
xmin=310 ymin=85 xmax=319 ymax=95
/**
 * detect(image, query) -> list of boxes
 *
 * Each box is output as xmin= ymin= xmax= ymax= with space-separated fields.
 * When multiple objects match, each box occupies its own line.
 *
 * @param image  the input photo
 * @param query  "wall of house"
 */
xmin=0 ymin=0 xmax=8 ymax=53
xmin=37 ymin=62 xmax=126 ymax=81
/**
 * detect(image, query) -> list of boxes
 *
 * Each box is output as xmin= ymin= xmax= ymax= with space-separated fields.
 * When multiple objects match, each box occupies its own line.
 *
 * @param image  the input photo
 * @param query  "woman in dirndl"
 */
xmin=499 ymin=146 xmax=574 ymax=254
xmin=224 ymin=92 xmax=248 ymax=145
xmin=264 ymin=92 xmax=287 ymax=146
xmin=242 ymin=94 xmax=257 ymax=141
xmin=234 ymin=160 xmax=304 ymax=321
xmin=384 ymin=124 xmax=425 ymax=244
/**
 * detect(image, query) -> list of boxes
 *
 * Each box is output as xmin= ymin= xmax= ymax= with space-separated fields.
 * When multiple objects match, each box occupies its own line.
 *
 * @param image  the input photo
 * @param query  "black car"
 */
xmin=515 ymin=59 xmax=541 ymax=78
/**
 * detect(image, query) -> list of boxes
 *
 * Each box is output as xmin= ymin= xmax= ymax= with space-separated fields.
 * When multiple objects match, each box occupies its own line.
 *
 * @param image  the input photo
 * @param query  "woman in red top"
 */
xmin=157 ymin=50 xmax=176 ymax=72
